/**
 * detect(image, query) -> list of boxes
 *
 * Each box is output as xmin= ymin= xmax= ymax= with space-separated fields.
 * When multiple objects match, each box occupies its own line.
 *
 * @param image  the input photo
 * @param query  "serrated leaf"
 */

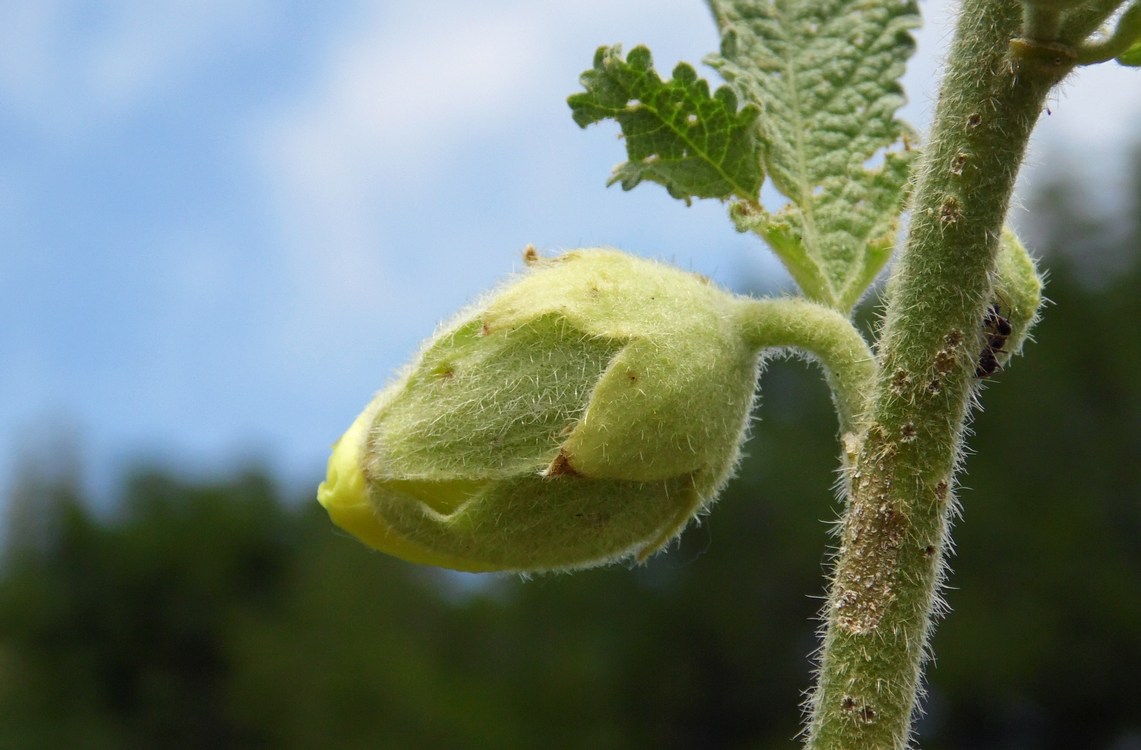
xmin=568 ymin=44 xmax=763 ymax=203
xmin=707 ymin=0 xmax=919 ymax=310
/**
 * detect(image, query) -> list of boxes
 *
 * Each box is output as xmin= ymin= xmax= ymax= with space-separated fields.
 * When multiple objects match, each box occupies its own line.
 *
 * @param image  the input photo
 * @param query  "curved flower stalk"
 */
xmin=319 ymin=248 xmax=875 ymax=573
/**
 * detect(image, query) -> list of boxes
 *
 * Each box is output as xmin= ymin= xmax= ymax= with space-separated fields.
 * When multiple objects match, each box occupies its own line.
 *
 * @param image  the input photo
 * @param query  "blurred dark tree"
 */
xmin=0 ymin=471 xmax=298 ymax=750
xmin=0 ymin=151 xmax=1138 ymax=749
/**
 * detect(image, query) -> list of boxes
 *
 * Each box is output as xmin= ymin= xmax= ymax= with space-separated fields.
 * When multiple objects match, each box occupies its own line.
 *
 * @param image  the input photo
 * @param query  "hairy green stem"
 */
xmin=734 ymin=297 xmax=876 ymax=436
xmin=1022 ymin=4 xmax=1064 ymax=41
xmin=804 ymin=0 xmax=1078 ymax=747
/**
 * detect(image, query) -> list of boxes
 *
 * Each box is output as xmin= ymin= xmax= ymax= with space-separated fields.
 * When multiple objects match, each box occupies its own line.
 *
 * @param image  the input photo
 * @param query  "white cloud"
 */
xmin=251 ymin=1 xmax=720 ymax=330
xmin=257 ymin=0 xmax=715 ymax=211
xmin=252 ymin=6 xmax=536 ymax=353
xmin=0 ymin=0 xmax=269 ymax=136
xmin=254 ymin=4 xmax=552 ymax=277
xmin=265 ymin=11 xmax=543 ymax=189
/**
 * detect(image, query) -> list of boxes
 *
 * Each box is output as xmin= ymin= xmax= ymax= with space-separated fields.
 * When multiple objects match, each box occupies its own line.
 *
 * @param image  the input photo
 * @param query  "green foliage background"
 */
xmin=1 ymin=158 xmax=1139 ymax=749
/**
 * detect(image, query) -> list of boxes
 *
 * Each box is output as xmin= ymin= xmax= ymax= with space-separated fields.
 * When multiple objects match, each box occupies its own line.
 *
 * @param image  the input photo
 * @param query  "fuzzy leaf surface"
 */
xmin=569 ymin=44 xmax=763 ymax=203
xmin=707 ymin=0 xmax=919 ymax=310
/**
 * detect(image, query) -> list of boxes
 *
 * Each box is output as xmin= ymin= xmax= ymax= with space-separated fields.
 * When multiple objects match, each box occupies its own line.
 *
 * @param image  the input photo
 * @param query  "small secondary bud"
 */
xmin=318 ymin=249 xmax=762 ymax=572
xmin=991 ymin=228 xmax=1044 ymax=354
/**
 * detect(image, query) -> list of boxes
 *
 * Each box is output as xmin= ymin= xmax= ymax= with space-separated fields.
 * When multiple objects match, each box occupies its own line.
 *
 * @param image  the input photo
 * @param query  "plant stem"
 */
xmin=734 ymin=297 xmax=876 ymax=436
xmin=804 ymin=0 xmax=1075 ymax=747
xmin=1075 ymin=1 xmax=1141 ymax=63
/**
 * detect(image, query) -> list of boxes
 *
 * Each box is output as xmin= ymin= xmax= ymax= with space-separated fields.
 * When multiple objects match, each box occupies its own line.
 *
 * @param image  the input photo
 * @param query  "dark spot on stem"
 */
xmin=934 ymin=349 xmax=957 ymax=375
xmin=940 ymin=195 xmax=961 ymax=225
xmin=841 ymin=696 xmax=877 ymax=724
xmin=890 ymin=369 xmax=910 ymax=395
xmin=950 ymin=151 xmax=968 ymax=176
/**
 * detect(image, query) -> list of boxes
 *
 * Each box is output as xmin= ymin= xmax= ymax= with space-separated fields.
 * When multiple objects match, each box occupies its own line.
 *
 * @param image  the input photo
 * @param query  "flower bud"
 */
xmin=318 ymin=248 xmax=762 ymax=572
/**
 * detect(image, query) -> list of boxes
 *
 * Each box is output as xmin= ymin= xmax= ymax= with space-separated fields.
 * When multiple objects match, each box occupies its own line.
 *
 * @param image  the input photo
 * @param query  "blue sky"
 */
xmin=1 ymin=0 xmax=1138 ymax=506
